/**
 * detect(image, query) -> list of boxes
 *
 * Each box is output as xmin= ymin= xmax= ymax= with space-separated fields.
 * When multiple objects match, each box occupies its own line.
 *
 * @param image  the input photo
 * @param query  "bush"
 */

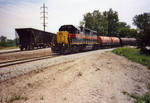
xmin=0 ymin=41 xmax=9 ymax=47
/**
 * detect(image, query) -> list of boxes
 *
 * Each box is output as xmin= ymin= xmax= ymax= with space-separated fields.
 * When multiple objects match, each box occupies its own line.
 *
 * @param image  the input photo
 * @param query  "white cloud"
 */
xmin=0 ymin=0 xmax=150 ymax=39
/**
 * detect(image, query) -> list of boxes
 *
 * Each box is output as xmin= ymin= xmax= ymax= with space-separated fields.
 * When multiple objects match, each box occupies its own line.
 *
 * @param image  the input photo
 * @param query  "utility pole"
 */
xmin=41 ymin=3 xmax=48 ymax=31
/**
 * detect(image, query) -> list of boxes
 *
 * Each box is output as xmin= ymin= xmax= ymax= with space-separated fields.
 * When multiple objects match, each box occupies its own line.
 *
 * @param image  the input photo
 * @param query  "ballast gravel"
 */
xmin=0 ymin=49 xmax=114 ymax=82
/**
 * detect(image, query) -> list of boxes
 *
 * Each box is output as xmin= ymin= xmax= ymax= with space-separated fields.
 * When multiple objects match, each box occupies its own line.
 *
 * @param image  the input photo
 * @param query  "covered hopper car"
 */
xmin=15 ymin=28 xmax=56 ymax=51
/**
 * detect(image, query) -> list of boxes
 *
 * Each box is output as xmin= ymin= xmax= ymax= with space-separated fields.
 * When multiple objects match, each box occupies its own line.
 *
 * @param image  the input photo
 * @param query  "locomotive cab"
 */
xmin=51 ymin=25 xmax=81 ymax=53
xmin=58 ymin=25 xmax=80 ymax=44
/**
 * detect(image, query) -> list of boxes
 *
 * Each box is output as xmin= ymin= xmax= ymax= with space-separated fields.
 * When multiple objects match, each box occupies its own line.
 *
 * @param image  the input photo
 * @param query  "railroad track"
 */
xmin=0 ymin=48 xmax=49 ymax=55
xmin=0 ymin=54 xmax=60 ymax=68
xmin=0 ymin=50 xmax=21 ymax=55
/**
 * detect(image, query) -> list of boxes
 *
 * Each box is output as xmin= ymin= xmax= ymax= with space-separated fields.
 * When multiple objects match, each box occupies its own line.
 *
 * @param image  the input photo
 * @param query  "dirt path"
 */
xmin=0 ymin=52 xmax=150 ymax=103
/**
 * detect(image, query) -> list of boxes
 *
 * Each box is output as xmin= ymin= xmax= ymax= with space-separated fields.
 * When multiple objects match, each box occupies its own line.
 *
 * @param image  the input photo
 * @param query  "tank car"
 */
xmin=128 ymin=38 xmax=137 ymax=46
xmin=120 ymin=38 xmax=137 ymax=46
xmin=111 ymin=37 xmax=120 ymax=46
xmin=97 ymin=36 xmax=120 ymax=48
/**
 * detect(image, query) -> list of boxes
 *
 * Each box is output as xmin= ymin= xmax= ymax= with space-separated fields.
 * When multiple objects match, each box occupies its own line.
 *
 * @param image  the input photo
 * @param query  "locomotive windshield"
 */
xmin=59 ymin=25 xmax=80 ymax=34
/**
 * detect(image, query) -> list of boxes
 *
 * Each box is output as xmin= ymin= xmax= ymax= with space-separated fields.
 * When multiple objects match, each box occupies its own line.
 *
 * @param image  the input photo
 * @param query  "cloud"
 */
xmin=0 ymin=0 xmax=150 ymax=39
xmin=0 ymin=1 xmax=43 ymax=39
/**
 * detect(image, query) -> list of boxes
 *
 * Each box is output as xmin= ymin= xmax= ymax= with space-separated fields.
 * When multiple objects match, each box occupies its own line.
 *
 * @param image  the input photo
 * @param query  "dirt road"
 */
xmin=0 ymin=50 xmax=150 ymax=103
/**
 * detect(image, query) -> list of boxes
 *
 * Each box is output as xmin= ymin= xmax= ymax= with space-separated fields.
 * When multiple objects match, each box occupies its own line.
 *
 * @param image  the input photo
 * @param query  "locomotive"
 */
xmin=51 ymin=25 xmax=136 ymax=54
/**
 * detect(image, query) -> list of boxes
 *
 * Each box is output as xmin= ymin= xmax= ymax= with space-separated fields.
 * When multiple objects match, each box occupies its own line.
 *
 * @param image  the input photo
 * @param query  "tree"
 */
xmin=118 ymin=22 xmax=137 ymax=38
xmin=118 ymin=28 xmax=137 ymax=38
xmin=103 ymin=8 xmax=119 ymax=36
xmin=80 ymin=10 xmax=108 ymax=35
xmin=0 ymin=35 xmax=7 ymax=42
xmin=0 ymin=35 xmax=17 ymax=47
xmin=133 ymin=13 xmax=150 ymax=50
xmin=7 ymin=39 xmax=16 ymax=46
xmin=80 ymin=9 xmax=133 ymax=37
xmin=119 ymin=22 xmax=130 ymax=28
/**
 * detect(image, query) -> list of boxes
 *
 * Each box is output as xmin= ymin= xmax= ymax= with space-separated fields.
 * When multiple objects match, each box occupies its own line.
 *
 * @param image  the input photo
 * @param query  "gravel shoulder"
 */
xmin=0 ymin=49 xmax=150 ymax=103
xmin=0 ymin=48 xmax=52 ymax=61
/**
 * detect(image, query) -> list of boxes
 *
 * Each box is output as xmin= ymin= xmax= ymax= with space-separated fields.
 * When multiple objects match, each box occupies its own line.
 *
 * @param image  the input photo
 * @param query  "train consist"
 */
xmin=15 ymin=28 xmax=56 ymax=50
xmin=51 ymin=25 xmax=136 ymax=54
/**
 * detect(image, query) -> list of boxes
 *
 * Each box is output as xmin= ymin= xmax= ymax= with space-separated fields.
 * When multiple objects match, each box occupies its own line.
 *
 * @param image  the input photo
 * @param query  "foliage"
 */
xmin=0 ymin=35 xmax=7 ymax=42
xmin=7 ymin=39 xmax=16 ymax=46
xmin=103 ymin=8 xmax=119 ymax=36
xmin=118 ymin=28 xmax=138 ymax=38
xmin=0 ymin=41 xmax=9 ymax=47
xmin=0 ymin=35 xmax=16 ymax=47
xmin=122 ymin=83 xmax=150 ymax=103
xmin=80 ymin=10 xmax=108 ymax=35
xmin=80 ymin=9 xmax=137 ymax=38
xmin=119 ymin=22 xmax=130 ymax=28
xmin=8 ymin=94 xmax=27 ymax=102
xmin=133 ymin=13 xmax=150 ymax=50
xmin=112 ymin=47 xmax=150 ymax=69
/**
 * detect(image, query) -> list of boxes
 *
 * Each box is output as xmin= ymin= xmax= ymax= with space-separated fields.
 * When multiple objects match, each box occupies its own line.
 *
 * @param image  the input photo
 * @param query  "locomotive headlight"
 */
xmin=63 ymin=44 xmax=65 ymax=46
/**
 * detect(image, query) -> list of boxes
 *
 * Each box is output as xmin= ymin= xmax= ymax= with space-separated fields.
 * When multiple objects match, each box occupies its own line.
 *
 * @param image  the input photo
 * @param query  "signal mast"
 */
xmin=41 ymin=3 xmax=48 ymax=31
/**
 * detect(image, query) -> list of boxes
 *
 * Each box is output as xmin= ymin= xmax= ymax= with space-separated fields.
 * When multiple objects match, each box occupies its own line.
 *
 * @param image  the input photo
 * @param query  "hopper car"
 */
xmin=15 ymin=28 xmax=56 ymax=51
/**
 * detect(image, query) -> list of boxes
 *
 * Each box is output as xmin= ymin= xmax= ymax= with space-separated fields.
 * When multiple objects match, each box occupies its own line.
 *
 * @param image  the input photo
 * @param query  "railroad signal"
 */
xmin=41 ymin=3 xmax=48 ymax=31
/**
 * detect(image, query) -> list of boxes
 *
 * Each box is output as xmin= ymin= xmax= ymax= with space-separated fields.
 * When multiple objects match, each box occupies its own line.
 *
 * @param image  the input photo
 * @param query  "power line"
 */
xmin=41 ymin=3 xmax=48 ymax=31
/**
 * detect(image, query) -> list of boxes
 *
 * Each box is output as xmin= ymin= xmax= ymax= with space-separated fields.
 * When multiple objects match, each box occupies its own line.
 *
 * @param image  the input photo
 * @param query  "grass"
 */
xmin=112 ymin=47 xmax=150 ymax=69
xmin=8 ymin=94 xmax=27 ymax=103
xmin=114 ymin=47 xmax=150 ymax=102
xmin=122 ymin=83 xmax=150 ymax=103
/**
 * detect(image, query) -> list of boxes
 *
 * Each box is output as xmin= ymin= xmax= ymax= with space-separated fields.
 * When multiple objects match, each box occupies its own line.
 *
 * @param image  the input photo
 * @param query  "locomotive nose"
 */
xmin=57 ymin=31 xmax=69 ymax=44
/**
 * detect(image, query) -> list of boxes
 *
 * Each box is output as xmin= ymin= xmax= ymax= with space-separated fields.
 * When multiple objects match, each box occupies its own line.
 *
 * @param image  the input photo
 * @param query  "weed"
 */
xmin=122 ymin=91 xmax=129 ymax=95
xmin=123 ymin=83 xmax=150 ymax=103
xmin=112 ymin=47 xmax=150 ymax=69
xmin=147 ymin=83 xmax=150 ymax=91
xmin=8 ymin=94 xmax=27 ymax=102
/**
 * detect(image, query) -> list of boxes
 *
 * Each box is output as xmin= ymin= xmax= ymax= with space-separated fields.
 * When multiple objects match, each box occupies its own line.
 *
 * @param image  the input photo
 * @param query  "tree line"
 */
xmin=0 ymin=35 xmax=16 ymax=47
xmin=80 ymin=8 xmax=150 ymax=51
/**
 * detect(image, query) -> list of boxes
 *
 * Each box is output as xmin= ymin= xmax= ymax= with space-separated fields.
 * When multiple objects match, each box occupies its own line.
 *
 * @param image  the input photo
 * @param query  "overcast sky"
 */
xmin=0 ymin=0 xmax=150 ymax=39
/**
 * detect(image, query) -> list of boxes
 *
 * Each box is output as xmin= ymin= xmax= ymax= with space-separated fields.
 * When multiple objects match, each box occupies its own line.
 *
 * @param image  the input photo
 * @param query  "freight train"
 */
xmin=15 ymin=28 xmax=56 ymax=51
xmin=51 ymin=25 xmax=136 ymax=54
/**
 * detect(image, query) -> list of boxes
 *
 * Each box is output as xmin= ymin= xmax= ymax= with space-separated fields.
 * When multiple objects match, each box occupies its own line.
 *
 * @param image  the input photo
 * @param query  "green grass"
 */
xmin=114 ymin=47 xmax=150 ymax=102
xmin=122 ymin=83 xmax=150 ymax=103
xmin=112 ymin=47 xmax=150 ymax=69
xmin=8 ymin=94 xmax=27 ymax=102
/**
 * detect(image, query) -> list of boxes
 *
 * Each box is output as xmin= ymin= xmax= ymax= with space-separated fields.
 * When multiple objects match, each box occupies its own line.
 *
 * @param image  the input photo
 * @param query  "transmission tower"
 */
xmin=41 ymin=3 xmax=48 ymax=31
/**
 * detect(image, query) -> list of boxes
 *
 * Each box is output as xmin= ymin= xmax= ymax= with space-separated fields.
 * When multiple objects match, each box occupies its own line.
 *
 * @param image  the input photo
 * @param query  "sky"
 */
xmin=0 ymin=0 xmax=150 ymax=39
